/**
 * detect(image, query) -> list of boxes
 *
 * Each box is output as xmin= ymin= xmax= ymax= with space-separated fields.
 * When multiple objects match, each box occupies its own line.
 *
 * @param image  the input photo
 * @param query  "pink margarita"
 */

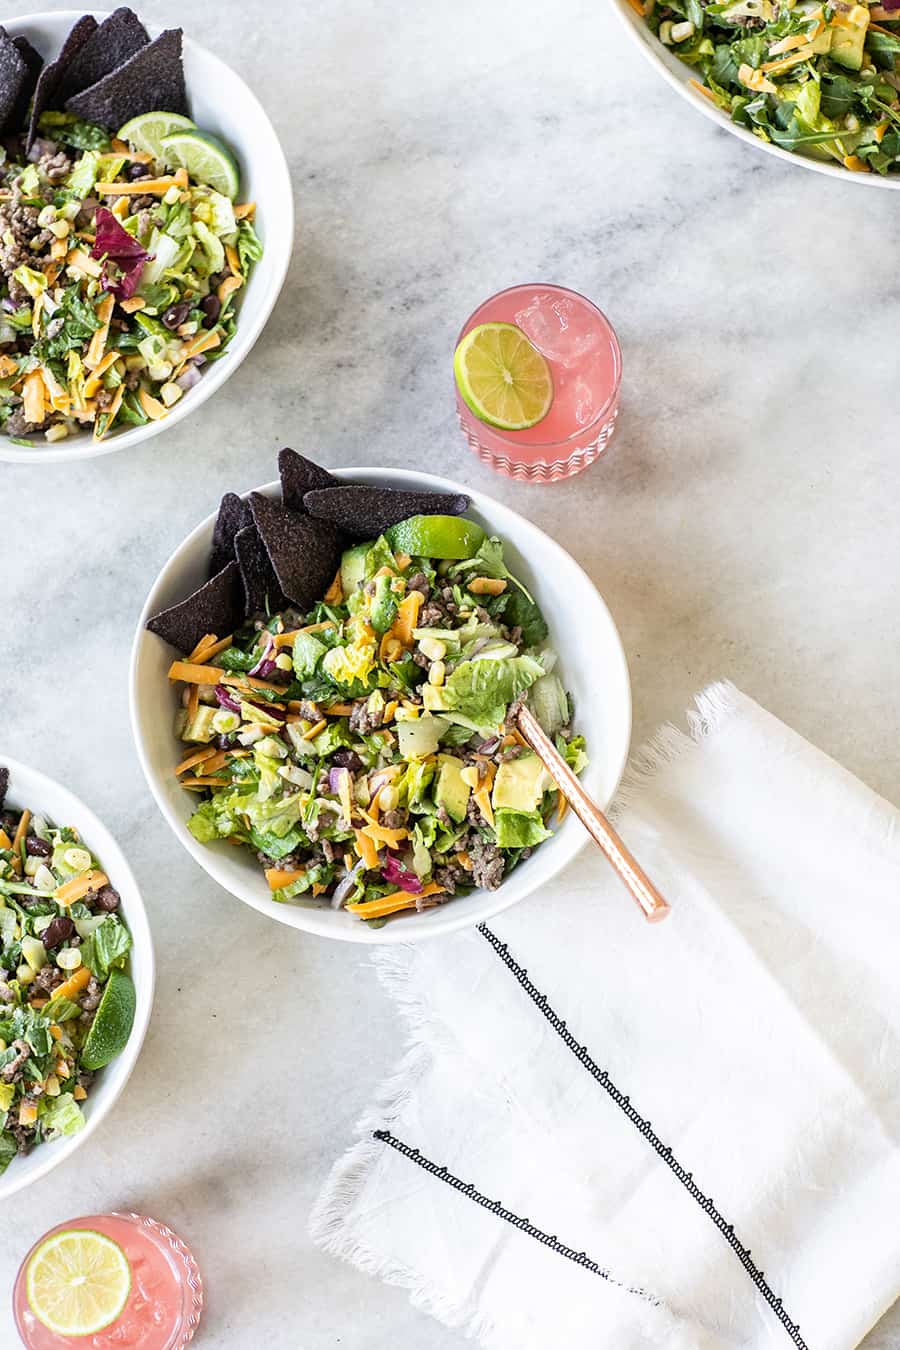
xmin=455 ymin=283 xmax=622 ymax=482
xmin=14 ymin=1214 xmax=202 ymax=1349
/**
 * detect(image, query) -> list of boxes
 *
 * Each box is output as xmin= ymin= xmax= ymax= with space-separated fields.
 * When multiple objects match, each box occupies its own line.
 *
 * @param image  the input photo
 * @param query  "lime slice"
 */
xmin=117 ymin=110 xmax=196 ymax=161
xmin=160 ymin=129 xmax=240 ymax=198
xmin=454 ymin=323 xmax=554 ymax=431
xmin=387 ymin=514 xmax=486 ymax=561
xmin=81 ymin=970 xmax=136 ymax=1071
xmin=27 ymin=1229 xmax=131 ymax=1337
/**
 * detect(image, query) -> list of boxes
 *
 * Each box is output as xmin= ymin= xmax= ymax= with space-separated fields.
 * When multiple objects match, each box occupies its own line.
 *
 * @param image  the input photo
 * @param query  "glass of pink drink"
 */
xmin=14 ymin=1214 xmax=203 ymax=1349
xmin=455 ymin=283 xmax=622 ymax=483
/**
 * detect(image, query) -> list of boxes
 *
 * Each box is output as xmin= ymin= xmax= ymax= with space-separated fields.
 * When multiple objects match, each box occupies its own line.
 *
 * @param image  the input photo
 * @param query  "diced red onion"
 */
xmin=381 ymin=855 xmax=423 ymax=894
xmin=1 ymin=297 xmax=16 ymax=313
xmin=328 ymin=765 xmax=350 ymax=795
xmin=175 ymin=364 xmax=203 ymax=391
xmin=331 ymin=858 xmax=365 ymax=909
xmin=214 ymin=685 xmax=242 ymax=713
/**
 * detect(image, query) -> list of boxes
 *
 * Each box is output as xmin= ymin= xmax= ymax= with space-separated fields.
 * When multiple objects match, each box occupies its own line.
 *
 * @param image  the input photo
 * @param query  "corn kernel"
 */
xmin=56 ymin=948 xmax=82 ymax=972
xmin=418 ymin=636 xmax=446 ymax=661
xmin=378 ymin=786 xmax=399 ymax=813
xmin=44 ymin=1075 xmax=60 ymax=1097
xmin=16 ymin=964 xmax=33 ymax=987
xmin=275 ymin=652 xmax=293 ymax=671
xmin=671 ymin=20 xmax=695 ymax=41
xmin=429 ymin=660 xmax=446 ymax=687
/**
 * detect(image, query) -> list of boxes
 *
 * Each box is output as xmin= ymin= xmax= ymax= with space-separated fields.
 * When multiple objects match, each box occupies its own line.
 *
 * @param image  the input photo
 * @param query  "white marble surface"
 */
xmin=2 ymin=0 xmax=899 ymax=1345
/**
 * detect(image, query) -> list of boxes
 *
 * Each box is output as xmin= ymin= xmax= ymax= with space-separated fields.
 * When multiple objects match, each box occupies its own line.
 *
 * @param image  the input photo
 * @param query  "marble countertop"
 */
xmin=2 ymin=0 xmax=899 ymax=1345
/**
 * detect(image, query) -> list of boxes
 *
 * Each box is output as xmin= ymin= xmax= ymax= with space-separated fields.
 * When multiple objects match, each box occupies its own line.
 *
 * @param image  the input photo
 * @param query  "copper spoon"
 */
xmin=515 ymin=705 xmax=671 ymax=923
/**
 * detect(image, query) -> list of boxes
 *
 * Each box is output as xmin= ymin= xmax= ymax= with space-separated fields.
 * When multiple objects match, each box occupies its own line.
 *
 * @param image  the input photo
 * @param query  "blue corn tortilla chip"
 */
xmin=249 ymin=492 xmax=344 ymax=612
xmin=303 ymin=485 xmax=470 ymax=538
xmin=234 ymin=524 xmax=288 ymax=617
xmin=209 ymin=492 xmax=253 ymax=579
xmin=0 ymin=765 xmax=7 ymax=812
xmin=146 ymin=561 xmax=242 ymax=654
xmin=27 ymin=14 xmax=97 ymax=148
xmin=1 ymin=31 xmax=43 ymax=132
xmin=65 ymin=27 xmax=187 ymax=128
xmin=56 ymin=8 xmax=148 ymax=104
xmin=278 ymin=448 xmax=339 ymax=512
xmin=0 ymin=33 xmax=29 ymax=137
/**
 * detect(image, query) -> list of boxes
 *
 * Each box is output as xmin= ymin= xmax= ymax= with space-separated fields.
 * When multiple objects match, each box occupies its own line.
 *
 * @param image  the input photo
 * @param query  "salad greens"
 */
xmin=169 ymin=521 xmax=586 ymax=925
xmin=0 ymin=109 xmax=261 ymax=445
xmin=644 ymin=0 xmax=900 ymax=175
xmin=0 ymin=773 xmax=135 ymax=1172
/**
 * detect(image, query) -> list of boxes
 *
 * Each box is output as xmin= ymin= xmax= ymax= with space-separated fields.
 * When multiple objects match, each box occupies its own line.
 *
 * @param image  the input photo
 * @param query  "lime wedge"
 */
xmin=454 ymin=323 xmax=554 ymax=431
xmin=117 ymin=110 xmax=196 ymax=161
xmin=27 ymin=1229 xmax=131 ymax=1337
xmin=81 ymin=970 xmax=136 ymax=1071
xmin=387 ymin=514 xmax=486 ymax=560
xmin=160 ymin=129 xmax=240 ymax=198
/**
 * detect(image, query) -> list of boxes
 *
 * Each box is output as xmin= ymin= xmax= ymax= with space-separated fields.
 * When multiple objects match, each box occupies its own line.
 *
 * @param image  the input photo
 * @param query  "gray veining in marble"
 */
xmin=2 ymin=0 xmax=899 ymax=1345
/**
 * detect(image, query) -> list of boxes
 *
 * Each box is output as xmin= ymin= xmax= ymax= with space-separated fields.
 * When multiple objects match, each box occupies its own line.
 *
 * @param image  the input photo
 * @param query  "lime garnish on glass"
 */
xmin=26 ymin=1228 xmax=131 ymax=1337
xmin=81 ymin=969 xmax=136 ymax=1071
xmin=387 ymin=514 xmax=487 ymax=560
xmin=454 ymin=322 xmax=554 ymax=431
xmin=160 ymin=129 xmax=240 ymax=198
xmin=117 ymin=110 xmax=196 ymax=161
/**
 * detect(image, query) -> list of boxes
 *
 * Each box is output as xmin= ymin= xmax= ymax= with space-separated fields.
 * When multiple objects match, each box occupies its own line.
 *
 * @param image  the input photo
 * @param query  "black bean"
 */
xmin=42 ymin=915 xmax=75 ymax=949
xmin=127 ymin=161 xmax=150 ymax=180
xmin=24 ymin=835 xmax=51 ymax=857
xmin=162 ymin=301 xmax=190 ymax=330
xmin=331 ymin=749 xmax=362 ymax=772
xmin=93 ymin=885 xmax=120 ymax=912
xmin=216 ymin=734 xmax=233 ymax=750
xmin=200 ymin=294 xmax=220 ymax=328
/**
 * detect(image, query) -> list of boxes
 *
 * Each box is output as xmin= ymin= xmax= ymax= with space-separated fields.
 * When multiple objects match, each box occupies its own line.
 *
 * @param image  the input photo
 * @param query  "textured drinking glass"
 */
xmin=14 ymin=1213 xmax=203 ymax=1350
xmin=455 ymin=283 xmax=622 ymax=483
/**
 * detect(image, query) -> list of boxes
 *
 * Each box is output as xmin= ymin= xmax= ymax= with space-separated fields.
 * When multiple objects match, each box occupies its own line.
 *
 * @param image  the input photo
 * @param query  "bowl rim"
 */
xmin=129 ymin=465 xmax=633 ymax=944
xmin=0 ymin=752 xmax=155 ymax=1198
xmin=610 ymin=0 xmax=900 ymax=191
xmin=0 ymin=8 xmax=295 ymax=465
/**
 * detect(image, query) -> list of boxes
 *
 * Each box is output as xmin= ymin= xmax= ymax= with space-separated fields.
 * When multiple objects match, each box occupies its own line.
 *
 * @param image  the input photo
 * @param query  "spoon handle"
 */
xmin=515 ymin=706 xmax=671 ymax=924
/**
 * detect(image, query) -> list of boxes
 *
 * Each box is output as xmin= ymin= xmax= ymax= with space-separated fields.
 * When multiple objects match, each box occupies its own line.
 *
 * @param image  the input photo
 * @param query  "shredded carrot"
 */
xmin=138 ymin=387 xmax=168 ymax=420
xmin=346 ymin=881 xmax=444 ymax=919
xmin=84 ymin=294 xmax=115 ymax=369
xmin=65 ymin=248 xmax=102 ymax=278
xmin=234 ymin=201 xmax=256 ymax=220
xmin=54 ymin=966 xmax=91 ymax=1001
xmin=217 ymin=275 xmax=242 ymax=307
xmin=11 ymin=809 xmax=30 ymax=869
xmin=188 ymin=633 xmax=218 ymax=662
xmin=181 ymin=329 xmax=221 ymax=360
xmin=22 ymin=369 xmax=46 ymax=424
xmin=168 ymin=660 xmax=226 ymax=685
xmin=55 ymin=870 xmax=108 ymax=907
xmin=689 ymin=78 xmax=719 ymax=105
xmin=95 ymin=168 xmax=188 ymax=195
xmin=325 ymin=703 xmax=353 ymax=716
xmin=353 ymin=829 xmax=380 ymax=870
xmin=176 ymin=746 xmax=217 ymax=776
xmin=185 ymin=681 xmax=200 ymax=724
xmin=92 ymin=382 xmax=124 ymax=440
xmin=265 ymin=866 xmax=307 ymax=890
xmin=0 ymin=830 xmax=11 ymax=850
xmin=360 ymin=819 xmax=407 ymax=848
xmin=556 ymin=793 xmax=570 ymax=825
xmin=392 ymin=591 xmax=424 ymax=646
xmin=323 ymin=570 xmax=343 ymax=605
xmin=625 ymin=0 xmax=645 ymax=14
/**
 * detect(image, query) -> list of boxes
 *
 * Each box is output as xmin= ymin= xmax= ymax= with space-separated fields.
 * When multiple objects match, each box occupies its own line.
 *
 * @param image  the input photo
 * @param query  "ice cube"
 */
xmin=514 ymin=292 xmax=600 ymax=367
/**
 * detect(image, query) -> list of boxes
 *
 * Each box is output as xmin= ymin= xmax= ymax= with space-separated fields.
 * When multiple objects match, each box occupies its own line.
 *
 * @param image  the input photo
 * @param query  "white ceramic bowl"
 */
xmin=0 ymin=755 xmax=154 ymax=1198
xmin=0 ymin=9 xmax=294 ymax=464
xmin=612 ymin=0 xmax=900 ymax=190
xmin=130 ymin=467 xmax=632 ymax=944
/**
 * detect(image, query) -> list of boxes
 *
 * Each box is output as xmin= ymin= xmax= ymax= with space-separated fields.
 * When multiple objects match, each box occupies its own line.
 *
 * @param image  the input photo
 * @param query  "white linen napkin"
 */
xmin=310 ymin=684 xmax=900 ymax=1350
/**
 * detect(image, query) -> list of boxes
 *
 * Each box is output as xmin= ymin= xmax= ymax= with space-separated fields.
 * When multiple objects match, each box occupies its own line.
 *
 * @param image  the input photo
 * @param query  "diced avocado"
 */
xmin=434 ymin=754 xmax=471 ymax=823
xmin=340 ymin=542 xmax=369 ymax=598
xmin=397 ymin=715 xmax=448 ymax=759
xmin=183 ymin=704 xmax=218 ymax=743
xmin=21 ymin=936 xmax=48 ymax=972
xmin=830 ymin=7 xmax=867 ymax=71
xmin=369 ymin=573 xmax=398 ymax=634
xmin=492 ymin=752 xmax=550 ymax=814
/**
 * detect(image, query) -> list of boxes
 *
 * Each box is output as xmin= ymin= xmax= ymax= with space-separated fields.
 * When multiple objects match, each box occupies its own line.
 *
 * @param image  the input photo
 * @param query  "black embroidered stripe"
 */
xmin=477 ymin=922 xmax=809 ymax=1350
xmin=372 ymin=1127 xmax=657 ymax=1303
